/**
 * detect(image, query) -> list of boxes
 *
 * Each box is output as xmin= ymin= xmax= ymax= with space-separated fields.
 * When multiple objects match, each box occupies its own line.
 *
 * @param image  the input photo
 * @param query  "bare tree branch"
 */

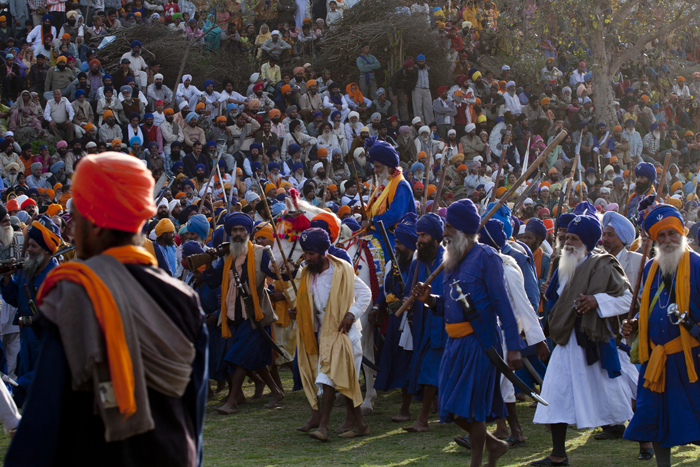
xmin=611 ymin=0 xmax=638 ymax=26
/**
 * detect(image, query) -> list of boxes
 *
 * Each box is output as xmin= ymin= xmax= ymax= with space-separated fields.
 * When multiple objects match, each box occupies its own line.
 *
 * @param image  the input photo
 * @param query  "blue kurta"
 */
xmin=375 ymin=259 xmax=412 ymax=391
xmin=624 ymin=252 xmax=700 ymax=448
xmin=406 ymin=245 xmax=446 ymax=397
xmin=371 ymin=179 xmax=416 ymax=259
xmin=438 ymin=244 xmax=523 ymax=423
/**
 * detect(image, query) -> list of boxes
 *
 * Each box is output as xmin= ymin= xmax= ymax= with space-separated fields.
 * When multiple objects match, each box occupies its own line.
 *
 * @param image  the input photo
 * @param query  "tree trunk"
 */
xmin=593 ymin=67 xmax=617 ymax=128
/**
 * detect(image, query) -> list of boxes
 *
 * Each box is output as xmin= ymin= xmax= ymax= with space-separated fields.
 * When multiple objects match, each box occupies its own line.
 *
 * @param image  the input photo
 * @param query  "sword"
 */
xmin=449 ymin=280 xmax=547 ymax=405
xmin=375 ymin=220 xmax=405 ymax=292
xmin=522 ymin=357 xmax=544 ymax=386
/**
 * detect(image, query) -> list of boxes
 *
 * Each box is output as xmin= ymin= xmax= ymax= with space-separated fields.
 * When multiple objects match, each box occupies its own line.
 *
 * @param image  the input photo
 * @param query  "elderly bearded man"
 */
xmin=624 ymin=205 xmax=700 ymax=467
xmin=5 ymin=153 xmax=207 ymax=466
xmin=291 ymin=228 xmax=372 ymax=441
xmin=411 ymin=199 xmax=523 ymax=467
xmin=533 ymin=214 xmax=634 ymax=466
xmin=203 ymin=213 xmax=285 ymax=415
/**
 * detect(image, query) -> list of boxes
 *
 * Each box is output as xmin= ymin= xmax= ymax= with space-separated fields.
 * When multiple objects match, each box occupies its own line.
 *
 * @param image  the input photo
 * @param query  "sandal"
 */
xmin=530 ymin=457 xmax=570 ymax=466
xmin=638 ymin=447 xmax=654 ymax=461
xmin=338 ymin=425 xmax=370 ymax=438
xmin=506 ymin=435 xmax=527 ymax=448
xmin=454 ymin=434 xmax=471 ymax=450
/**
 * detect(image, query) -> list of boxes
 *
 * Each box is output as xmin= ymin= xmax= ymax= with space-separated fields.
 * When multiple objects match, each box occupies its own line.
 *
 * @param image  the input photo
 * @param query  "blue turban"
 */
xmin=625 ymin=86 xmax=634 ymax=94
xmin=218 ymin=159 xmax=226 ymax=168
xmin=395 ymin=212 xmax=418 ymax=250
xmin=187 ymin=214 xmax=210 ymax=240
xmin=50 ymin=161 xmax=65 ymax=174
xmin=171 ymin=141 xmax=182 ymax=148
xmin=567 ymin=215 xmax=602 ymax=252
xmin=211 ymin=226 xmax=227 ymax=248
xmin=130 ymin=40 xmax=142 ymax=48
xmin=42 ymin=14 xmax=53 ymax=22
xmin=178 ymin=204 xmax=198 ymax=225
xmin=485 ymin=202 xmax=513 ymax=239
xmin=203 ymin=79 xmax=215 ymax=89
xmin=28 ymin=215 xmax=60 ymax=253
xmin=128 ymin=111 xmax=140 ymax=122
xmin=596 ymin=122 xmax=606 ymax=130
xmin=624 ymin=118 xmax=636 ymax=128
xmin=250 ymin=142 xmax=261 ymax=151
xmin=186 ymin=112 xmax=198 ymax=123
xmin=448 ymin=199 xmax=481 ymax=235
xmin=558 ymin=212 xmax=575 ymax=230
xmin=331 ymin=111 xmax=341 ymax=120
xmin=416 ymin=212 xmax=444 ymax=241
xmin=148 ymin=141 xmax=159 ymax=149
xmin=510 ymin=216 xmax=521 ymax=239
xmin=573 ymin=201 xmax=596 ymax=217
xmin=183 ymin=179 xmax=196 ymax=190
xmin=602 ymin=211 xmax=635 ymax=246
xmin=300 ymin=227 xmax=331 ymax=255
xmin=129 ymin=136 xmax=141 ymax=147
xmin=291 ymin=162 xmax=304 ymax=173
xmin=224 ymin=212 xmax=254 ymax=235
xmin=144 ymin=112 xmax=154 ymax=120
xmin=650 ymin=123 xmax=659 ymax=132
xmin=495 ymin=117 xmax=504 ymax=124
xmin=312 ymin=112 xmax=323 ymax=119
xmin=578 ymin=121 xmax=589 ymax=129
xmin=585 ymin=167 xmax=596 ymax=176
xmin=525 ymin=218 xmax=547 ymax=240
xmin=25 ymin=188 xmax=39 ymax=198
xmin=103 ymin=74 xmax=112 ymax=83
xmin=172 ymin=161 xmax=184 ymax=172
xmin=251 ymin=161 xmax=262 ymax=173
xmin=75 ymin=89 xmax=85 ymax=98
xmin=124 ymin=76 xmax=135 ymax=85
xmin=365 ymin=136 xmax=399 ymax=168
xmin=411 ymin=162 xmax=424 ymax=174
xmin=272 ymin=202 xmax=286 ymax=217
xmin=479 ymin=218 xmax=507 ymax=250
xmin=182 ymin=240 xmax=204 ymax=257
xmin=613 ymin=176 xmax=623 ymax=186
xmin=206 ymin=140 xmax=217 ymax=148
xmin=342 ymin=217 xmax=361 ymax=232
xmin=195 ymin=163 xmax=205 ymax=172
xmin=268 ymin=161 xmax=280 ymax=172
xmin=652 ymin=103 xmax=659 ymax=110
xmin=691 ymin=223 xmax=700 ymax=245
xmin=635 ymin=162 xmax=656 ymax=184
xmin=417 ymin=54 xmax=425 ymax=61
xmin=275 ymin=193 xmax=288 ymax=202
xmin=643 ymin=204 xmax=684 ymax=241
xmin=126 ymin=13 xmax=135 ymax=20
xmin=288 ymin=143 xmax=301 ymax=155
xmin=227 ymin=103 xmax=238 ymax=114
xmin=267 ymin=145 xmax=278 ymax=156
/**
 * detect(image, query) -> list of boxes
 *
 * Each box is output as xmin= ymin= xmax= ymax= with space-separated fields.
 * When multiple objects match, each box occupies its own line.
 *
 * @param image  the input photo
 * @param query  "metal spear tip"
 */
xmin=532 ymin=393 xmax=548 ymax=406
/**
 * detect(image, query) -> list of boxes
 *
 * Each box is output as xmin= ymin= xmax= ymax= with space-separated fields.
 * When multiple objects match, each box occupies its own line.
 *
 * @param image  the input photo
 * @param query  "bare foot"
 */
xmin=297 ymin=418 xmax=320 ymax=432
xmin=264 ymin=391 xmax=285 ymax=408
xmin=309 ymin=426 xmax=330 ymax=442
xmin=486 ymin=437 xmax=508 ymax=467
xmin=491 ymin=429 xmax=510 ymax=440
xmin=402 ymin=420 xmax=430 ymax=432
xmin=215 ymin=402 xmax=239 ymax=415
xmin=334 ymin=420 xmax=356 ymax=433
xmin=252 ymin=380 xmax=265 ymax=399
xmin=391 ymin=412 xmax=412 ymax=423
xmin=236 ymin=392 xmax=247 ymax=405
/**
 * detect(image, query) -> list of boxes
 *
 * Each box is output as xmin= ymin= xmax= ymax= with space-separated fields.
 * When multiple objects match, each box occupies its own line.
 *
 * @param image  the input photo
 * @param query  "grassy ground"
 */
xmin=202 ymin=370 xmax=700 ymax=467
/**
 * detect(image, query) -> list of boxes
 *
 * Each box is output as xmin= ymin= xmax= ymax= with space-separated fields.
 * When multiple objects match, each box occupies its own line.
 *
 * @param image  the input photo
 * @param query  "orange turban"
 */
xmin=46 ymin=203 xmax=62 ymax=217
xmin=317 ymin=148 xmax=328 ymax=158
xmin=53 ymin=183 xmax=63 ymax=191
xmin=307 ymin=79 xmax=317 ymax=86
xmin=45 ymin=189 xmax=55 ymax=199
xmin=338 ymin=205 xmax=351 ymax=217
xmin=269 ymin=109 xmax=281 ymax=119
xmin=311 ymin=211 xmax=339 ymax=242
xmin=216 ymin=116 xmax=227 ymax=123
xmin=457 ymin=164 xmax=468 ymax=172
xmin=427 ymin=185 xmax=437 ymax=197
xmin=265 ymin=182 xmax=276 ymax=193
xmin=254 ymin=223 xmax=275 ymax=242
xmin=496 ymin=186 xmax=507 ymax=197
xmin=328 ymin=184 xmax=337 ymax=192
xmin=103 ymin=110 xmax=114 ymax=118
xmin=195 ymin=102 xmax=206 ymax=111
xmin=111 ymin=139 xmax=122 ymax=148
xmin=72 ymin=152 xmax=156 ymax=233
xmin=281 ymin=84 xmax=291 ymax=93
xmin=5 ymin=199 xmax=18 ymax=211
xmin=164 ymin=108 xmax=174 ymax=115
xmin=84 ymin=123 xmax=94 ymax=131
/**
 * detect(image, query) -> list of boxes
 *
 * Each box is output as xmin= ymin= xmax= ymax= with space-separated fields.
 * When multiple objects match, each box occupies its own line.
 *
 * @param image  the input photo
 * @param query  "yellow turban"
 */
xmin=155 ymin=218 xmax=175 ymax=237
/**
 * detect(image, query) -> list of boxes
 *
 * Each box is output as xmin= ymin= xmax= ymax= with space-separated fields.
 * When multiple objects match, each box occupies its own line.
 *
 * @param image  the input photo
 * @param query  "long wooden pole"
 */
xmin=197 ymin=146 xmax=225 ymax=214
xmin=656 ymin=153 xmax=671 ymax=204
xmin=395 ymin=130 xmax=567 ymax=318
xmin=421 ymin=147 xmax=432 ymax=215
xmin=488 ymin=124 xmax=512 ymax=206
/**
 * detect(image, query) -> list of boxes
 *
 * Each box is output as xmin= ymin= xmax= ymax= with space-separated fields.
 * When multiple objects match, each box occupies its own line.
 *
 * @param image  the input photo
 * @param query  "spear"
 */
xmin=198 ymin=146 xmax=225 ymax=215
xmin=488 ymin=124 xmax=513 ymax=207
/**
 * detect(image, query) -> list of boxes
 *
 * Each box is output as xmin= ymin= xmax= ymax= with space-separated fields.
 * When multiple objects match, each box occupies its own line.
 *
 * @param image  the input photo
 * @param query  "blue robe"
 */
xmin=624 ymin=252 xmax=700 ymax=448
xmin=438 ymin=244 xmax=523 ymax=423
xmin=406 ymin=245 xmax=446 ymax=397
xmin=375 ymin=258 xmax=412 ymax=391
xmin=371 ymin=179 xmax=416 ymax=259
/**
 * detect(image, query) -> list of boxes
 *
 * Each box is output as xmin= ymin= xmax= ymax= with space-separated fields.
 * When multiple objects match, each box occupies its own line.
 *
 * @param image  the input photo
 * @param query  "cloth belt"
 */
xmin=445 ymin=321 xmax=474 ymax=338
xmin=644 ymin=335 xmax=700 ymax=393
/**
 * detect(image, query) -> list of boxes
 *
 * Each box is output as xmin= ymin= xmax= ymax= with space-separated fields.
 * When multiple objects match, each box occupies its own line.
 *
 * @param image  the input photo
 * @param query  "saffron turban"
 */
xmin=28 ymin=215 xmax=61 ymax=254
xmin=310 ymin=211 xmax=340 ymax=242
xmin=447 ymin=199 xmax=481 ymax=235
xmin=365 ymin=136 xmax=399 ymax=168
xmin=155 ymin=218 xmax=175 ymax=237
xmin=300 ymin=227 xmax=331 ymax=255
xmin=643 ymin=204 xmax=684 ymax=241
xmin=567 ymin=215 xmax=602 ymax=252
xmin=72 ymin=152 xmax=156 ymax=233
xmin=479 ymin=218 xmax=506 ymax=250
xmin=635 ymin=162 xmax=656 ymax=184
xmin=45 ymin=204 xmax=62 ymax=217
xmin=254 ymin=223 xmax=274 ymax=242
xmin=602 ymin=211 xmax=635 ymax=246
xmin=224 ymin=212 xmax=253 ymax=235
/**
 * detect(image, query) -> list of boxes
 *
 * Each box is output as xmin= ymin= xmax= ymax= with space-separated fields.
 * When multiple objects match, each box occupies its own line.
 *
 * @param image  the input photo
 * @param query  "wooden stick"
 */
xmin=488 ymin=124 xmax=513 ymax=206
xmin=656 ymin=153 xmax=672 ymax=204
xmin=563 ymin=153 xmax=579 ymax=208
xmin=197 ymin=146 xmax=225 ymax=214
xmin=421 ymin=147 xmax=432 ymax=215
xmin=394 ymin=130 xmax=567 ymax=318
xmin=627 ymin=238 xmax=652 ymax=320
xmin=431 ymin=147 xmax=448 ymax=213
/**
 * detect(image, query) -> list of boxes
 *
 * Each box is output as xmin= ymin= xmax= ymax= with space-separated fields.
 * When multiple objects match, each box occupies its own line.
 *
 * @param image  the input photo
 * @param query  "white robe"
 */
xmin=533 ymin=269 xmax=635 ymax=428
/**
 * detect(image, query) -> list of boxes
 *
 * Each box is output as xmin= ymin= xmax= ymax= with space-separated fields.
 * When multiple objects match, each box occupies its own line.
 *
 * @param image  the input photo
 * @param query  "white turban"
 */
xmin=600 ymin=187 xmax=611 ymax=194
xmin=168 ymin=199 xmax=180 ymax=212
xmin=158 ymin=198 xmax=169 ymax=209
xmin=419 ymin=125 xmax=430 ymax=135
xmin=448 ymin=129 xmax=456 ymax=136
xmin=182 ymin=74 xmax=192 ymax=83
xmin=250 ymin=73 xmax=260 ymax=84
xmin=348 ymin=111 xmax=360 ymax=120
xmin=562 ymin=86 xmax=571 ymax=94
xmin=506 ymin=81 xmax=516 ymax=88
xmin=354 ymin=147 xmax=365 ymax=158
xmin=465 ymin=123 xmax=476 ymax=133
xmin=245 ymin=191 xmax=260 ymax=203
xmin=154 ymin=73 xmax=163 ymax=81
xmin=473 ymin=155 xmax=483 ymax=163
xmin=412 ymin=116 xmax=422 ymax=125
xmin=602 ymin=211 xmax=635 ymax=246
xmin=179 ymin=101 xmax=189 ymax=111
xmin=313 ymin=162 xmax=324 ymax=173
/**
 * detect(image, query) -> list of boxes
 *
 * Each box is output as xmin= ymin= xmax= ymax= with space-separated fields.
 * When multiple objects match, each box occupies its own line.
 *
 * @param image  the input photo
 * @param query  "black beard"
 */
xmin=396 ymin=248 xmax=413 ymax=266
xmin=635 ymin=180 xmax=651 ymax=194
xmin=196 ymin=174 xmax=205 ymax=181
xmin=157 ymin=211 xmax=169 ymax=219
xmin=416 ymin=239 xmax=438 ymax=263
xmin=171 ymin=151 xmax=181 ymax=160
xmin=307 ymin=258 xmax=325 ymax=275
xmin=523 ymin=206 xmax=535 ymax=218
xmin=156 ymin=83 xmax=162 ymax=89
xmin=317 ymin=171 xmax=326 ymax=178
xmin=91 ymin=69 xmax=99 ymax=75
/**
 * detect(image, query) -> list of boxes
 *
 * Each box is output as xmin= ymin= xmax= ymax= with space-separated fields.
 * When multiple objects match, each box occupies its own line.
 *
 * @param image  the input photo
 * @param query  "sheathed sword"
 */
xmin=449 ymin=280 xmax=548 ymax=405
xmin=375 ymin=220 xmax=405 ymax=292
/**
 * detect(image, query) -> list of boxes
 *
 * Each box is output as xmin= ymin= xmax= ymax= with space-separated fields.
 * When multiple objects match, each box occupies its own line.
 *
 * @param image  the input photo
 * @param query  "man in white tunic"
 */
xmin=292 ymin=228 xmax=372 ymax=442
xmin=532 ymin=214 xmax=634 ymax=466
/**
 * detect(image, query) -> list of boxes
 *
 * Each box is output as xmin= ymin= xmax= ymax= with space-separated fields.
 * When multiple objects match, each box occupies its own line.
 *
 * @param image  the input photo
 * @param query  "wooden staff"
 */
xmin=197 ymin=146 xmax=225 ymax=215
xmin=656 ymin=153 xmax=672 ymax=204
xmin=395 ymin=130 xmax=567 ymax=318
xmin=431 ymin=147 xmax=449 ymax=213
xmin=421 ymin=147 xmax=432 ymax=215
xmin=563 ymin=153 xmax=579 ymax=208
xmin=488 ymin=124 xmax=513 ymax=206
xmin=545 ymin=178 xmax=570 ymax=286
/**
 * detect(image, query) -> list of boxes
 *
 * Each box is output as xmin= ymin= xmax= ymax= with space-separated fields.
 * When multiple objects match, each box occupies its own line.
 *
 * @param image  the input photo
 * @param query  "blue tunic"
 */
xmin=438 ymin=244 xmax=523 ymax=423
xmin=371 ymin=179 xmax=416 ymax=259
xmin=375 ymin=259 xmax=412 ymax=391
xmin=624 ymin=252 xmax=700 ymax=448
xmin=406 ymin=245 xmax=446 ymax=397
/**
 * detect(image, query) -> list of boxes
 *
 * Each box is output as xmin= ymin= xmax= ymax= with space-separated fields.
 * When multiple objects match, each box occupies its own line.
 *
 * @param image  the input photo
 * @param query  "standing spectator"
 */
xmin=356 ymin=41 xmax=380 ymax=100
xmin=432 ymin=86 xmax=456 ymax=140
xmin=390 ymin=59 xmax=416 ymax=122
xmin=412 ymin=54 xmax=433 ymax=124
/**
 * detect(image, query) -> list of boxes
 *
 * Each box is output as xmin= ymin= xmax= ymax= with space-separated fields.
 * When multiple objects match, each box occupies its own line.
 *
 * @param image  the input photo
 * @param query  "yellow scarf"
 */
xmin=220 ymin=241 xmax=262 ymax=338
xmin=367 ymin=172 xmax=405 ymax=221
xmin=638 ymin=249 xmax=697 ymax=392
xmin=37 ymin=245 xmax=157 ymax=419
xmin=296 ymin=271 xmax=318 ymax=355
xmin=273 ymin=279 xmax=290 ymax=327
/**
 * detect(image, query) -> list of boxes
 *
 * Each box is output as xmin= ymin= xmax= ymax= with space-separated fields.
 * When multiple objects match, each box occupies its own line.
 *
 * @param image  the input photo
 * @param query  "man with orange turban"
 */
xmin=5 ymin=153 xmax=208 ymax=466
xmin=0 ymin=204 xmax=23 ymax=381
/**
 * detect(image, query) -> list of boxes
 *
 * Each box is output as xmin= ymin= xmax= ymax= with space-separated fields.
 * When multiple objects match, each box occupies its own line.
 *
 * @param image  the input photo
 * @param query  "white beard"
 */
xmin=655 ymin=236 xmax=686 ymax=276
xmin=558 ymin=244 xmax=588 ymax=284
xmin=355 ymin=156 xmax=367 ymax=168
xmin=0 ymin=226 xmax=13 ymax=247
xmin=443 ymin=230 xmax=474 ymax=272
xmin=229 ymin=235 xmax=250 ymax=260
xmin=377 ymin=167 xmax=391 ymax=185
xmin=23 ymin=251 xmax=45 ymax=279
xmin=295 ymin=173 xmax=304 ymax=182
xmin=271 ymin=174 xmax=280 ymax=184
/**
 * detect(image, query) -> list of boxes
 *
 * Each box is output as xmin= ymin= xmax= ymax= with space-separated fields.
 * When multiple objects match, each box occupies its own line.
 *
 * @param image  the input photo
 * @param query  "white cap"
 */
xmin=271 ymin=30 xmax=280 ymax=35
xmin=465 ymin=123 xmax=476 ymax=133
xmin=448 ymin=129 xmax=456 ymax=136
xmin=502 ymin=65 xmax=510 ymax=71
xmin=154 ymin=73 xmax=163 ymax=80
xmin=4 ymin=131 xmax=13 ymax=137
xmin=250 ymin=73 xmax=260 ymax=84
xmin=473 ymin=155 xmax=483 ymax=163
xmin=86 ymin=141 xmax=97 ymax=148
xmin=523 ymin=197 xmax=533 ymax=206
xmin=412 ymin=116 xmax=422 ymax=125
xmin=435 ymin=153 xmax=442 ymax=160
xmin=419 ymin=125 xmax=430 ymax=135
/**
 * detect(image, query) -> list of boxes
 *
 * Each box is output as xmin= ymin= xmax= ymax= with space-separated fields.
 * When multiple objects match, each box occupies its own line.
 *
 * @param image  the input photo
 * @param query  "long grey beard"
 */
xmin=0 ymin=226 xmax=13 ymax=248
xmin=558 ymin=244 xmax=587 ymax=285
xmin=355 ymin=156 xmax=367 ymax=169
xmin=655 ymin=237 xmax=686 ymax=276
xmin=229 ymin=235 xmax=250 ymax=259
xmin=23 ymin=251 xmax=46 ymax=279
xmin=443 ymin=231 xmax=474 ymax=272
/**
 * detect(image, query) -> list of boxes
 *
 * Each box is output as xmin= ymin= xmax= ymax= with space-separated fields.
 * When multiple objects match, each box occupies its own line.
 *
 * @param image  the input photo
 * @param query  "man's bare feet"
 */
xmin=486 ymin=437 xmax=509 ymax=466
xmin=264 ymin=391 xmax=285 ymax=408
xmin=334 ymin=420 xmax=356 ymax=433
xmin=309 ymin=426 xmax=330 ymax=442
xmin=215 ymin=402 xmax=239 ymax=415
xmin=252 ymin=380 xmax=265 ymax=399
xmin=491 ymin=429 xmax=510 ymax=440
xmin=391 ymin=412 xmax=412 ymax=423
xmin=402 ymin=420 xmax=430 ymax=432
xmin=236 ymin=392 xmax=247 ymax=404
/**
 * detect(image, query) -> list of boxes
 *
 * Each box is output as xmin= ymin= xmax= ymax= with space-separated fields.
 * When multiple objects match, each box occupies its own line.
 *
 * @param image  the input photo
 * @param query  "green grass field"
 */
xmin=201 ymin=370 xmax=700 ymax=467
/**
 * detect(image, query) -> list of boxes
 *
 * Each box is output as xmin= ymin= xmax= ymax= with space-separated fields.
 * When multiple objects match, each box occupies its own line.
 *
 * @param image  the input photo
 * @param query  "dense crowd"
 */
xmin=0 ymin=0 xmax=696 ymax=466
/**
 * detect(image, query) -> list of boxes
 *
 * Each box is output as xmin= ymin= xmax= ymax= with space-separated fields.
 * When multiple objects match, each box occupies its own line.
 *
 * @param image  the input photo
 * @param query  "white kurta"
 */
xmin=310 ymin=262 xmax=371 ymax=392
xmin=533 ymin=271 xmax=635 ymax=428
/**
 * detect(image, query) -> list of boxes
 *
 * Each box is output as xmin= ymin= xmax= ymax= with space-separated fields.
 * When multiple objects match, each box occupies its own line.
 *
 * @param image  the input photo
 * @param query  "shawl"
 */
xmin=220 ymin=241 xmax=262 ymax=338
